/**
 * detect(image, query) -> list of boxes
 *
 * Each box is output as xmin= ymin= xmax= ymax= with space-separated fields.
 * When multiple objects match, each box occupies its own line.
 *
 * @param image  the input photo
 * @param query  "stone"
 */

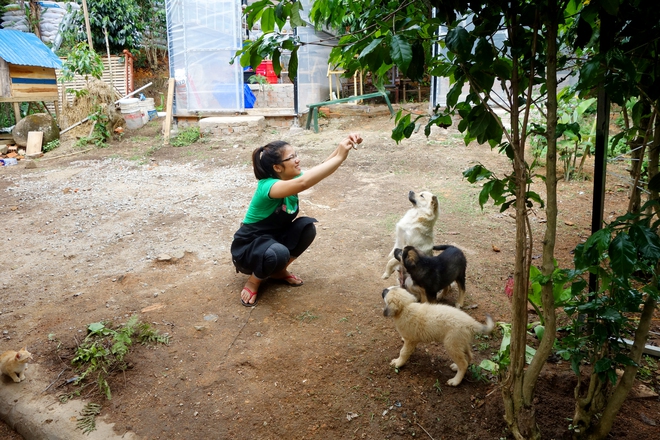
xmin=12 ymin=113 xmax=60 ymax=147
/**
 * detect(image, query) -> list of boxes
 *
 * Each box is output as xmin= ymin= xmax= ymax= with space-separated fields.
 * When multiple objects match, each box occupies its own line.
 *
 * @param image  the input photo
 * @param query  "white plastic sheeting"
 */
xmin=166 ymin=0 xmax=244 ymax=114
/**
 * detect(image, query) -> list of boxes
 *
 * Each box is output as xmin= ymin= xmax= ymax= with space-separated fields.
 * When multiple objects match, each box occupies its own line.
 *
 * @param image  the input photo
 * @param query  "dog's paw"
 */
xmin=446 ymin=377 xmax=462 ymax=387
xmin=390 ymin=358 xmax=405 ymax=368
xmin=382 ymin=272 xmax=391 ymax=280
xmin=449 ymin=363 xmax=458 ymax=371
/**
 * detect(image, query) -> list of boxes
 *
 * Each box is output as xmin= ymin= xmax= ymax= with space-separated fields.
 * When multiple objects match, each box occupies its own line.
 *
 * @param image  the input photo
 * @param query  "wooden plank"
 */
xmin=26 ymin=131 xmax=43 ymax=157
xmin=0 ymin=58 xmax=11 ymax=97
xmin=163 ymin=77 xmax=175 ymax=145
xmin=0 ymin=95 xmax=60 ymax=102
xmin=9 ymin=65 xmax=57 ymax=80
xmin=11 ymin=85 xmax=58 ymax=96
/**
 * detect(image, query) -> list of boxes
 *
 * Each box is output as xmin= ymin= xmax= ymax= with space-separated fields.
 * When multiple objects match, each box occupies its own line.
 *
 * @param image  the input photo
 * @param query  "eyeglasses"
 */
xmin=281 ymin=152 xmax=298 ymax=163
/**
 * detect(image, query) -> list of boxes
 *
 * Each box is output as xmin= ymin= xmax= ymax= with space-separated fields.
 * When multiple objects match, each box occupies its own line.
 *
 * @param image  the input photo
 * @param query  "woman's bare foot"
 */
xmin=240 ymin=275 xmax=262 ymax=306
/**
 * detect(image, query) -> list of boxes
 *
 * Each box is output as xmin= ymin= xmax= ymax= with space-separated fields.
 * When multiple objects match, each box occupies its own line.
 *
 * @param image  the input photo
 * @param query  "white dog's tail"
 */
xmin=476 ymin=314 xmax=494 ymax=335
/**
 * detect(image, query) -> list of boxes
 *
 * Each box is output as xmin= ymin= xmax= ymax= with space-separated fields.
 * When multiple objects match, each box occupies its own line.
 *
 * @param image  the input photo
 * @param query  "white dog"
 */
xmin=382 ymin=286 xmax=494 ymax=386
xmin=382 ymin=190 xmax=439 ymax=281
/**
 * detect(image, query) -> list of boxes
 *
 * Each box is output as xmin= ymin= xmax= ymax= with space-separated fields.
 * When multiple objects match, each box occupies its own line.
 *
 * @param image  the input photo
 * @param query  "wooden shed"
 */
xmin=0 ymin=29 xmax=62 ymax=122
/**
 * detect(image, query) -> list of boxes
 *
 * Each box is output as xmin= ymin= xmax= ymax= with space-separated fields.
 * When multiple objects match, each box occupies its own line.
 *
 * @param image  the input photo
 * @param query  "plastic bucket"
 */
xmin=118 ymin=98 xmax=140 ymax=113
xmin=122 ymin=110 xmax=144 ymax=129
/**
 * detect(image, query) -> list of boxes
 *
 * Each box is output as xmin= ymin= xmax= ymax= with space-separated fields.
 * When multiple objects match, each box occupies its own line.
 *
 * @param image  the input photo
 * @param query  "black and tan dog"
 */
xmin=394 ymin=244 xmax=467 ymax=307
xmin=382 ymin=286 xmax=493 ymax=386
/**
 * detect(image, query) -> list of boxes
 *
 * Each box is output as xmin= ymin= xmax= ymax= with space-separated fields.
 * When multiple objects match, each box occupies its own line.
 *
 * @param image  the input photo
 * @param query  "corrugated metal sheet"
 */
xmin=0 ymin=29 xmax=62 ymax=69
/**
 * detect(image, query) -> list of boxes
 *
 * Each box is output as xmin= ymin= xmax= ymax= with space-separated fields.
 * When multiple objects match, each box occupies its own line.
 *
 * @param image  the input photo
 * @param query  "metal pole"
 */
xmin=589 ymin=11 xmax=613 ymax=294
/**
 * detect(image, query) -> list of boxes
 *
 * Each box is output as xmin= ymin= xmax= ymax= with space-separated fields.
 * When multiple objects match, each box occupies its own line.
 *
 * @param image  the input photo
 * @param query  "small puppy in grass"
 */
xmin=395 ymin=244 xmax=467 ymax=307
xmin=382 ymin=286 xmax=493 ymax=386
xmin=382 ymin=190 xmax=440 ymax=282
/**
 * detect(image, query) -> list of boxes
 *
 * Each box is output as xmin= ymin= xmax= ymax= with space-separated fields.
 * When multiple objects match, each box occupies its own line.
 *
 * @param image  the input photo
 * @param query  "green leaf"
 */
xmin=272 ymin=49 xmax=281 ymax=76
xmin=479 ymin=181 xmax=494 ymax=207
xmin=445 ymin=27 xmax=471 ymax=58
xmin=287 ymin=49 xmax=298 ymax=82
xmin=479 ymin=359 xmax=498 ymax=373
xmin=629 ymin=224 xmax=660 ymax=260
xmin=609 ymin=233 xmax=637 ymax=278
xmin=290 ymin=1 xmax=305 ymax=28
xmin=594 ymin=358 xmax=612 ymax=373
xmin=390 ymin=35 xmax=413 ymax=74
xmin=359 ymin=38 xmax=383 ymax=60
xmin=462 ymin=164 xmax=492 ymax=183
xmin=260 ymin=8 xmax=275 ymax=33
xmin=525 ymin=344 xmax=536 ymax=364
xmin=533 ymin=325 xmax=545 ymax=341
xmin=88 ymin=322 xmax=105 ymax=334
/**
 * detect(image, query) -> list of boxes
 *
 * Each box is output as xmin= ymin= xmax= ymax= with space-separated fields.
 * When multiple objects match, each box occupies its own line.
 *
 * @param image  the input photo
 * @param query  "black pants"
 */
xmin=254 ymin=223 xmax=316 ymax=279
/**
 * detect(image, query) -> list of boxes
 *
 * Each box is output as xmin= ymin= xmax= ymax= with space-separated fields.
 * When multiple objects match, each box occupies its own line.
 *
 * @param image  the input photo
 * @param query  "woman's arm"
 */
xmin=269 ymin=133 xmax=362 ymax=199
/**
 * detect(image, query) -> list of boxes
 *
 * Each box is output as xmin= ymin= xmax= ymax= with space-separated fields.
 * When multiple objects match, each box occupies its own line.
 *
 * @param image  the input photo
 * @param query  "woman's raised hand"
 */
xmin=339 ymin=133 xmax=363 ymax=151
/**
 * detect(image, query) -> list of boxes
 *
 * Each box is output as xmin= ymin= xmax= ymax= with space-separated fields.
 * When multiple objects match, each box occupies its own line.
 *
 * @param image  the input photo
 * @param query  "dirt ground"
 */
xmin=1 ymin=107 xmax=659 ymax=439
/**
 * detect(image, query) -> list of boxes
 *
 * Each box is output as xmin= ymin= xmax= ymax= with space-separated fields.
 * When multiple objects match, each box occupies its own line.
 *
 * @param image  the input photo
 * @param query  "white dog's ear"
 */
xmin=383 ymin=306 xmax=393 ymax=317
xmin=432 ymin=195 xmax=439 ymax=213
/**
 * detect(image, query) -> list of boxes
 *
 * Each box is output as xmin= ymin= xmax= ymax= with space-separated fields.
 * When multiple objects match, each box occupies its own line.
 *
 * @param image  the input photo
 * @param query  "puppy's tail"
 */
xmin=476 ymin=314 xmax=494 ymax=335
xmin=432 ymin=244 xmax=453 ymax=251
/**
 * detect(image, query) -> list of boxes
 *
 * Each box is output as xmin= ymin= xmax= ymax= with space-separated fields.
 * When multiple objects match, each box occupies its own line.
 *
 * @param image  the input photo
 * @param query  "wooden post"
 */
xmin=103 ymin=26 xmax=114 ymax=91
xmin=162 ymin=78 xmax=175 ymax=145
xmin=12 ymin=102 xmax=21 ymax=123
xmin=81 ymin=0 xmax=94 ymax=49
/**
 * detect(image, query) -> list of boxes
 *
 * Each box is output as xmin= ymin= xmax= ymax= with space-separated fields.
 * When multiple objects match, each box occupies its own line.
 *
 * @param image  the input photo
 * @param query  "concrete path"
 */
xmin=0 ymin=364 xmax=137 ymax=440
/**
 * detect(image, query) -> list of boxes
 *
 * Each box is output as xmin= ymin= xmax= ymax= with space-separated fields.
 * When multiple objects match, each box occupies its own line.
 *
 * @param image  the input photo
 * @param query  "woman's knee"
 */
xmin=261 ymin=244 xmax=290 ymax=276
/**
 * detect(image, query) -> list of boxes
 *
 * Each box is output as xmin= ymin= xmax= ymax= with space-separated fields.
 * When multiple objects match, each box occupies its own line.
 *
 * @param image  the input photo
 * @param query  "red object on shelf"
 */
xmin=255 ymin=61 xmax=278 ymax=84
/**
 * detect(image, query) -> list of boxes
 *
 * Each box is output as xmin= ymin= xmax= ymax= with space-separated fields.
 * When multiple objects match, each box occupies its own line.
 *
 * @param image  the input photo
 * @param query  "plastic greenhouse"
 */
xmin=165 ymin=0 xmax=334 ymax=122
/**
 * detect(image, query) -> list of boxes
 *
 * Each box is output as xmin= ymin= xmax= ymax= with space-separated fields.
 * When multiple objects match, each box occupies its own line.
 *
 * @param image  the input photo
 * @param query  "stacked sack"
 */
xmin=1 ymin=1 xmax=81 ymax=47
xmin=1 ymin=2 xmax=28 ymax=32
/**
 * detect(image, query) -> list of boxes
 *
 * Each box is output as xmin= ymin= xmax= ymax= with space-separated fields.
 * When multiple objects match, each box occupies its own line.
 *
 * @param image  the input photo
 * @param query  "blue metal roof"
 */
xmin=0 ymin=30 xmax=62 ymax=69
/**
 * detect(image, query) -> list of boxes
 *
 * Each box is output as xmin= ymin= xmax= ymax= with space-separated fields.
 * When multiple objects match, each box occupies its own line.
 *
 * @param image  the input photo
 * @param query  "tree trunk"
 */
xmin=501 ymin=6 xmax=540 ymax=439
xmin=523 ymin=4 xmax=559 ymax=406
xmin=627 ymin=101 xmax=651 ymax=213
xmin=647 ymin=114 xmax=659 ymax=216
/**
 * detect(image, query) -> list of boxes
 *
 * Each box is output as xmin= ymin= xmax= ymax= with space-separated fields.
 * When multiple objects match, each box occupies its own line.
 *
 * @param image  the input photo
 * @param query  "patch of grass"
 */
xmin=338 ymin=317 xmax=349 ymax=323
xmin=296 ymin=310 xmax=318 ymax=323
xmin=477 ymin=342 xmax=491 ymax=352
xmin=43 ymin=139 xmax=60 ymax=153
xmin=171 ymin=126 xmax=200 ymax=147
xmin=638 ymin=355 xmax=657 ymax=381
xmin=433 ymin=379 xmax=443 ymax=394
xmin=468 ymin=364 xmax=492 ymax=383
xmin=146 ymin=144 xmax=162 ymax=156
xmin=70 ymin=316 xmax=170 ymax=400
xmin=381 ymin=213 xmax=401 ymax=232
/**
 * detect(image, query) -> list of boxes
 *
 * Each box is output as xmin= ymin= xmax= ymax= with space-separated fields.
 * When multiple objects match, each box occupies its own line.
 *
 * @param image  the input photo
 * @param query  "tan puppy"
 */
xmin=382 ymin=190 xmax=439 ymax=281
xmin=382 ymin=286 xmax=493 ymax=386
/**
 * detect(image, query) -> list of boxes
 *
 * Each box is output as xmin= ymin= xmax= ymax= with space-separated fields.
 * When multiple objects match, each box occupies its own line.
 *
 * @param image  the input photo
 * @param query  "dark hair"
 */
xmin=252 ymin=140 xmax=289 ymax=179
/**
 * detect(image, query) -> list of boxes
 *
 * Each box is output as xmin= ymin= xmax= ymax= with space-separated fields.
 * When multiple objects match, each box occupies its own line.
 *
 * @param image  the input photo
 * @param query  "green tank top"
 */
xmin=243 ymin=176 xmax=300 ymax=224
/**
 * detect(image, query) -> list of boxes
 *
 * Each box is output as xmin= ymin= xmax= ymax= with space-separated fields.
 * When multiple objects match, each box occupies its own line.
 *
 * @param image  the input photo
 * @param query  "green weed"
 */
xmin=43 ymin=139 xmax=60 ymax=153
xmin=433 ymin=379 xmax=443 ymax=394
xmin=171 ymin=126 xmax=200 ymax=147
xmin=296 ymin=310 xmax=318 ymax=323
xmin=70 ymin=316 xmax=170 ymax=400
